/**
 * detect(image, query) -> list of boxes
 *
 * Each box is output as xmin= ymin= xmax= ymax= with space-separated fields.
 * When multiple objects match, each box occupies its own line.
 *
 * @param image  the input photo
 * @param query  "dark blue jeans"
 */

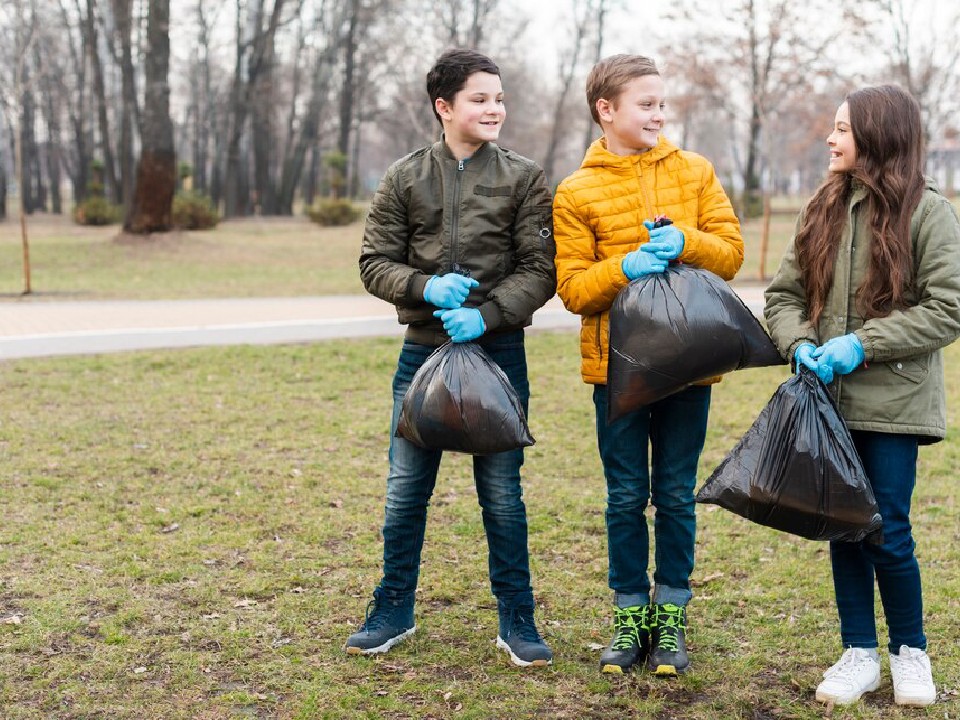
xmin=593 ymin=384 xmax=711 ymax=608
xmin=378 ymin=331 xmax=534 ymax=609
xmin=831 ymin=430 xmax=926 ymax=653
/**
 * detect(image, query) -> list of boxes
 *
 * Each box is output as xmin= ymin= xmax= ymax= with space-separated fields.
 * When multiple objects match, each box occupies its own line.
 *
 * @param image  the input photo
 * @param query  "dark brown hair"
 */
xmin=797 ymin=84 xmax=925 ymax=326
xmin=585 ymin=54 xmax=659 ymax=126
xmin=426 ymin=49 xmax=500 ymax=124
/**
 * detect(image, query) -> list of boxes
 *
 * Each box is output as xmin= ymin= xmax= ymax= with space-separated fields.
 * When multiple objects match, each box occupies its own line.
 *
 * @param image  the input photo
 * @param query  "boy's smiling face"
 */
xmin=436 ymin=72 xmax=505 ymax=156
xmin=597 ymin=74 xmax=666 ymax=156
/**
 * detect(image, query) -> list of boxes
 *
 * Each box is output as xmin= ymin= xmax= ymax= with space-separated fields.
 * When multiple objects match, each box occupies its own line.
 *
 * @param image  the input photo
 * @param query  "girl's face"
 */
xmin=827 ymin=101 xmax=857 ymax=173
xmin=598 ymin=74 xmax=666 ymax=156
xmin=436 ymin=72 xmax=505 ymax=151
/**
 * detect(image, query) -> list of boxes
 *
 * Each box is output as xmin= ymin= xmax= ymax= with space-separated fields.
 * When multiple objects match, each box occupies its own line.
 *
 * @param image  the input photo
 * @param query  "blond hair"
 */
xmin=585 ymin=55 xmax=660 ymax=126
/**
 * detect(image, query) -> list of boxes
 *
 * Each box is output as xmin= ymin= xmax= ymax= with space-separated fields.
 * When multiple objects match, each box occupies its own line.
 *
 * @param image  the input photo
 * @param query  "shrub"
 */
xmin=74 ymin=196 xmax=123 ymax=226
xmin=172 ymin=191 xmax=220 ymax=230
xmin=307 ymin=198 xmax=362 ymax=227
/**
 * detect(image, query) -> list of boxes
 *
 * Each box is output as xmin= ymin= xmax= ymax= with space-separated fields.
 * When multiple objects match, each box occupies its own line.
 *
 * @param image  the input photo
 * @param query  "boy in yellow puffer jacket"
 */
xmin=553 ymin=54 xmax=743 ymax=676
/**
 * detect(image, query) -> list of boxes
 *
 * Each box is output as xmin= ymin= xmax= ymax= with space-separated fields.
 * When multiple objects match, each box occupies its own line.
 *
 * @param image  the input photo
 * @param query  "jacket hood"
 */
xmin=581 ymin=135 xmax=680 ymax=172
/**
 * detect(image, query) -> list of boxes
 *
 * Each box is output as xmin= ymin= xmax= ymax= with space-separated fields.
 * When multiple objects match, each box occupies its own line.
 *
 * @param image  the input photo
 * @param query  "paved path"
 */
xmin=0 ymin=286 xmax=766 ymax=360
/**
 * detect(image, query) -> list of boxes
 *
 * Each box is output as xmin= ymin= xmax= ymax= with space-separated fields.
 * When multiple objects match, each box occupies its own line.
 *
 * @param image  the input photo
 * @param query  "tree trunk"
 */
xmin=124 ymin=0 xmax=175 ymax=233
xmin=278 ymin=45 xmax=335 ymax=214
xmin=251 ymin=29 xmax=278 ymax=214
xmin=543 ymin=2 xmax=589 ymax=187
xmin=19 ymin=60 xmax=37 ymax=214
xmin=112 ymin=0 xmax=139 ymax=208
xmin=39 ymin=47 xmax=64 ymax=214
xmin=583 ymin=0 xmax=607 ymax=154
xmin=61 ymin=0 xmax=89 ymax=203
xmin=85 ymin=0 xmax=120 ymax=204
xmin=337 ymin=0 xmax=359 ymax=197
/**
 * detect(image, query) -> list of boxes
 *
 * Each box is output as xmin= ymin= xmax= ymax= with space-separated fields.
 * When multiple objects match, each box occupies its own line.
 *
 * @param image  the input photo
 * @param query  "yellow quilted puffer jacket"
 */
xmin=554 ymin=136 xmax=744 ymax=384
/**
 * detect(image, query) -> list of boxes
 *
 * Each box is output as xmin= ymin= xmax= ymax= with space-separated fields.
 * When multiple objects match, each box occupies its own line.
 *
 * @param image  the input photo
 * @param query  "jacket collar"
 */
xmin=581 ymin=135 xmax=679 ymax=172
xmin=434 ymin=135 xmax=497 ymax=166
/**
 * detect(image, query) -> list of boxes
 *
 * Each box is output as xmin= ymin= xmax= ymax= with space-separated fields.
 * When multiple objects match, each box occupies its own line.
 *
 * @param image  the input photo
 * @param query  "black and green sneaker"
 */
xmin=647 ymin=603 xmax=688 ymax=675
xmin=599 ymin=604 xmax=650 ymax=674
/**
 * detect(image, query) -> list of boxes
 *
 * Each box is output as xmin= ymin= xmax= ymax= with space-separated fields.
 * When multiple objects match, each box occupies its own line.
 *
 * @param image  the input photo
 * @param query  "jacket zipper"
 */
xmin=450 ymin=159 xmax=465 ymax=272
xmin=835 ymin=205 xmax=858 ymax=404
xmin=635 ymin=162 xmax=656 ymax=230
xmin=596 ymin=314 xmax=603 ymax=363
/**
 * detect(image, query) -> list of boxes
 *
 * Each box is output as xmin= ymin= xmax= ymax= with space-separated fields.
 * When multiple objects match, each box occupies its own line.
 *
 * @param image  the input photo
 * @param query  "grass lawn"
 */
xmin=0 ymin=210 xmax=796 ymax=301
xmin=2 ymin=331 xmax=959 ymax=719
xmin=0 ymin=214 xmax=366 ymax=300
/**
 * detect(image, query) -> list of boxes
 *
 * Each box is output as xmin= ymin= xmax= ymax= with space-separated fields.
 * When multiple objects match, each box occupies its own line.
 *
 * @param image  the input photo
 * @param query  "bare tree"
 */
xmin=277 ymin=0 xmax=341 ymax=213
xmin=870 ymin=0 xmax=960 ymax=142
xmin=582 ymin=0 xmax=611 ymax=154
xmin=124 ymin=0 xmax=175 ymax=233
xmin=434 ymin=0 xmax=499 ymax=48
xmin=222 ymin=0 xmax=288 ymax=217
xmin=11 ymin=0 xmax=38 ymax=292
xmin=541 ymin=0 xmax=591 ymax=187
xmin=665 ymin=0 xmax=865 ymax=216
xmin=110 ymin=0 xmax=140 ymax=208
xmin=84 ymin=0 xmax=120 ymax=203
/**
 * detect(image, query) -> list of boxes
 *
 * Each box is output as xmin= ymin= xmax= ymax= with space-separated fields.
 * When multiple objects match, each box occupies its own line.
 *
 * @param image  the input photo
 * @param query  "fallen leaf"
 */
xmin=234 ymin=599 xmax=257 ymax=608
xmin=329 ymin=499 xmax=343 ymax=508
xmin=586 ymin=642 xmax=605 ymax=651
xmin=3 ymin=615 xmax=23 ymax=625
xmin=133 ymin=666 xmax=147 ymax=674
xmin=160 ymin=522 xmax=180 ymax=534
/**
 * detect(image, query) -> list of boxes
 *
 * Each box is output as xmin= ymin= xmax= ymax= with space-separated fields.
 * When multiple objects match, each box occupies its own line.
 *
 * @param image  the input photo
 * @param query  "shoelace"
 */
xmin=610 ymin=607 xmax=644 ymax=650
xmin=361 ymin=591 xmax=403 ymax=632
xmin=893 ymin=650 xmax=929 ymax=684
xmin=655 ymin=605 xmax=685 ymax=653
xmin=825 ymin=649 xmax=874 ymax=679
xmin=506 ymin=608 xmax=542 ymax=643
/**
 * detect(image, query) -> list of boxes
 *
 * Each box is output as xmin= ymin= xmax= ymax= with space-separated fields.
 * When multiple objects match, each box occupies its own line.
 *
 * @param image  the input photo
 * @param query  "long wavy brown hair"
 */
xmin=796 ymin=85 xmax=925 ymax=327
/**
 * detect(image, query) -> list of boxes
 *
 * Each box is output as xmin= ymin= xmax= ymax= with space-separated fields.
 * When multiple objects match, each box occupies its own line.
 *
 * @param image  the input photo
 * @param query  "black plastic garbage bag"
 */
xmin=607 ymin=266 xmax=783 ymax=423
xmin=696 ymin=367 xmax=883 ymax=543
xmin=396 ymin=342 xmax=534 ymax=455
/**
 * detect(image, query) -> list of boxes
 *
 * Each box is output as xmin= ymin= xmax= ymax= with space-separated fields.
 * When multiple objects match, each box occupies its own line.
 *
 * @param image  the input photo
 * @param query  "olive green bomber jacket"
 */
xmin=764 ymin=180 xmax=960 ymax=441
xmin=359 ymin=140 xmax=557 ymax=346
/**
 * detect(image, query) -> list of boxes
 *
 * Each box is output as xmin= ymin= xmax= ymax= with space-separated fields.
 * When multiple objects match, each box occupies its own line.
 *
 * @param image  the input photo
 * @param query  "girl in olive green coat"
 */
xmin=765 ymin=85 xmax=960 ymax=708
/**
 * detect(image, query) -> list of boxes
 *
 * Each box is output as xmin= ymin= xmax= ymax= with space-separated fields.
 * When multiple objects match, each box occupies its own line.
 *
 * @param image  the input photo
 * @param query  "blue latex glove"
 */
xmin=622 ymin=249 xmax=668 ymax=280
xmin=794 ymin=343 xmax=819 ymax=376
xmin=423 ymin=273 xmax=479 ymax=309
xmin=642 ymin=220 xmax=685 ymax=260
xmin=433 ymin=308 xmax=485 ymax=343
xmin=811 ymin=333 xmax=865 ymax=385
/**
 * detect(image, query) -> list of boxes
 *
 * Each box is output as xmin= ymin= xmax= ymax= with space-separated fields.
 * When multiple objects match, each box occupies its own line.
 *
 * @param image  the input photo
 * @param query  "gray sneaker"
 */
xmin=600 ymin=604 xmax=650 ymax=674
xmin=647 ymin=603 xmax=689 ymax=675
xmin=496 ymin=605 xmax=553 ymax=667
xmin=344 ymin=588 xmax=415 ymax=655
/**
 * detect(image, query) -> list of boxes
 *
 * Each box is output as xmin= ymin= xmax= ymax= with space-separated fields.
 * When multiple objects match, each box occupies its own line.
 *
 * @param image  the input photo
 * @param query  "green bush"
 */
xmin=306 ymin=198 xmax=362 ymax=227
xmin=74 ymin=196 xmax=123 ymax=226
xmin=172 ymin=191 xmax=220 ymax=230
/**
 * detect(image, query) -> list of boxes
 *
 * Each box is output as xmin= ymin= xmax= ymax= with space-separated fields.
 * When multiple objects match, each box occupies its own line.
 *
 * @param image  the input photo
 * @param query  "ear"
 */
xmin=596 ymin=98 xmax=614 ymax=123
xmin=435 ymin=97 xmax=453 ymax=121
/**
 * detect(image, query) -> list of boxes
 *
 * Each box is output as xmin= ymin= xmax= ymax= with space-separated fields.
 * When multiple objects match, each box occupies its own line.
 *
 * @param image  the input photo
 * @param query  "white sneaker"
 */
xmin=889 ymin=645 xmax=936 ymax=706
xmin=815 ymin=648 xmax=881 ymax=704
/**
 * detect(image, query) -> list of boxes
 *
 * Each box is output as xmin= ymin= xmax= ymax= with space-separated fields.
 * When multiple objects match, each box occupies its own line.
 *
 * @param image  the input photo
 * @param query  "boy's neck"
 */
xmin=444 ymin=136 xmax=485 ymax=161
xmin=604 ymin=135 xmax=652 ymax=157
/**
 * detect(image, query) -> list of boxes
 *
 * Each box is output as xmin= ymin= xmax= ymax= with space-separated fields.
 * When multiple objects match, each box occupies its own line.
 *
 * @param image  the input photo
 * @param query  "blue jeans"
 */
xmin=831 ymin=431 xmax=925 ymax=653
xmin=378 ymin=331 xmax=534 ymax=609
xmin=593 ymin=384 xmax=711 ymax=608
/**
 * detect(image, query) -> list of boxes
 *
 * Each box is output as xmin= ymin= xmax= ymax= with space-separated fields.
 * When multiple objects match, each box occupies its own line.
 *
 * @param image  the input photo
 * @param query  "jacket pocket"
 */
xmin=474 ymin=185 xmax=513 ymax=197
xmin=886 ymin=357 xmax=928 ymax=384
